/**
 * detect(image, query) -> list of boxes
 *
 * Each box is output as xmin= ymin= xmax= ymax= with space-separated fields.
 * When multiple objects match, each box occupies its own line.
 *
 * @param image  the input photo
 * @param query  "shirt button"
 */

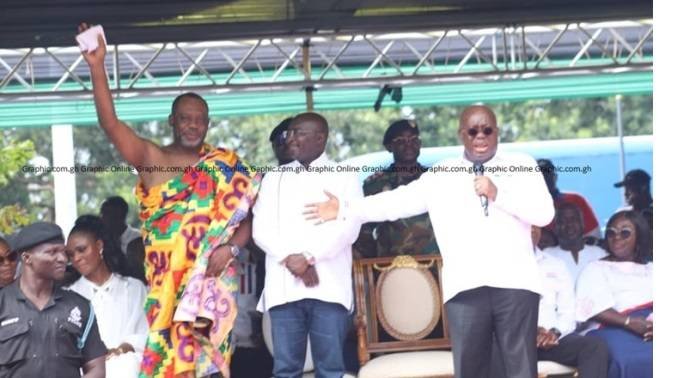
xmin=32 ymin=354 xmax=37 ymax=358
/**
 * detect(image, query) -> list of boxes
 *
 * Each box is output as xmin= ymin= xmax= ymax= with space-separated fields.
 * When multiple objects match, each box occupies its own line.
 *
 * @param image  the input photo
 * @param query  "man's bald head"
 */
xmin=291 ymin=112 xmax=329 ymax=136
xmin=458 ymin=105 xmax=499 ymax=163
xmin=460 ymin=105 xmax=497 ymax=126
xmin=286 ymin=112 xmax=330 ymax=166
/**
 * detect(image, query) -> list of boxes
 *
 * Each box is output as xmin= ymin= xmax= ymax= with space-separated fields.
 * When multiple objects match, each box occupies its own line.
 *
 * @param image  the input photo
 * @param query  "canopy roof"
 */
xmin=2 ymin=0 xmax=652 ymax=48
xmin=0 ymin=1 xmax=652 ymax=128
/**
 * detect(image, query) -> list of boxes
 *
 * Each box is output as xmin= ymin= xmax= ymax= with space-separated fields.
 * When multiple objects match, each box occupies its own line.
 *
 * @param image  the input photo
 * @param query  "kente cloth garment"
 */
xmin=136 ymin=144 xmax=261 ymax=378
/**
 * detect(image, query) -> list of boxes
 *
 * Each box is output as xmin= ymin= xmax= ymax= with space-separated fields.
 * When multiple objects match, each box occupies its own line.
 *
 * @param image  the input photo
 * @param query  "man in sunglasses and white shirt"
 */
xmin=306 ymin=105 xmax=554 ymax=378
xmin=543 ymin=203 xmax=607 ymax=281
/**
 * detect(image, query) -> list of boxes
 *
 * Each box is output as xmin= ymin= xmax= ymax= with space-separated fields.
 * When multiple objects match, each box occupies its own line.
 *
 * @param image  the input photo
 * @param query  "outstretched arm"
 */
xmin=79 ymin=23 xmax=157 ymax=167
xmin=305 ymin=176 xmax=429 ymax=224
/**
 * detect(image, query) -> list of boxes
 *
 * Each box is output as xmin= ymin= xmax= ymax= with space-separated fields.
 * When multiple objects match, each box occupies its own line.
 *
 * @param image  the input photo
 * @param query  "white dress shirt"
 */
xmin=535 ymin=249 xmax=576 ymax=337
xmin=253 ymin=154 xmax=363 ymax=312
xmin=543 ymin=244 xmax=607 ymax=281
xmin=70 ymin=274 xmax=148 ymax=351
xmin=340 ymin=151 xmax=554 ymax=303
xmin=70 ymin=273 xmax=148 ymax=378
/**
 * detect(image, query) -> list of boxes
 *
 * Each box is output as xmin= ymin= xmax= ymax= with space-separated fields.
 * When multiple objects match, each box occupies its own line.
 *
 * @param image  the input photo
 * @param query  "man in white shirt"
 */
xmin=531 ymin=226 xmax=608 ymax=378
xmin=306 ymin=105 xmax=554 ymax=378
xmin=544 ymin=203 xmax=607 ymax=280
xmin=252 ymin=112 xmax=362 ymax=378
xmin=230 ymin=119 xmax=293 ymax=378
xmin=491 ymin=226 xmax=608 ymax=378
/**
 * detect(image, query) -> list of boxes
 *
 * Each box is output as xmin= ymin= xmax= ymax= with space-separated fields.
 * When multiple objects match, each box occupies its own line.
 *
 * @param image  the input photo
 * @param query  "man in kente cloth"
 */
xmin=79 ymin=24 xmax=261 ymax=378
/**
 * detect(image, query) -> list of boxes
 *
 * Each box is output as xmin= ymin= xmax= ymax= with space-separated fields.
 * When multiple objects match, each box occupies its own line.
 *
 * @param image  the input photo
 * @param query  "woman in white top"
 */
xmin=65 ymin=215 xmax=148 ymax=378
xmin=576 ymin=210 xmax=652 ymax=378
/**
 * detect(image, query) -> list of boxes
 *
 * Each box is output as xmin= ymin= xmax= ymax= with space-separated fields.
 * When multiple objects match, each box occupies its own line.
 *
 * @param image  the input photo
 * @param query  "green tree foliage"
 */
xmin=0 ymin=95 xmax=652 ymax=228
xmin=0 ymin=133 xmax=35 ymax=234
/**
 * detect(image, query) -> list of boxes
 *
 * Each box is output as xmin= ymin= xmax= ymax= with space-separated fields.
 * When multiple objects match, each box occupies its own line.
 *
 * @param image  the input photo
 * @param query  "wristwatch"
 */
xmin=550 ymin=328 xmax=562 ymax=338
xmin=228 ymin=243 xmax=241 ymax=259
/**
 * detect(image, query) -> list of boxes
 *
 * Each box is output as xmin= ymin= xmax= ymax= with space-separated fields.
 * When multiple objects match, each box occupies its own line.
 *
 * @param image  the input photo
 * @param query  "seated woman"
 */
xmin=65 ymin=215 xmax=148 ymax=378
xmin=0 ymin=236 xmax=18 ymax=288
xmin=576 ymin=210 xmax=652 ymax=378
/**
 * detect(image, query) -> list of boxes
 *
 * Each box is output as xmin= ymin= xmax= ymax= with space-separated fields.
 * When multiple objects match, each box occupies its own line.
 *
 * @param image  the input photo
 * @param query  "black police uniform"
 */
xmin=0 ymin=280 xmax=107 ymax=378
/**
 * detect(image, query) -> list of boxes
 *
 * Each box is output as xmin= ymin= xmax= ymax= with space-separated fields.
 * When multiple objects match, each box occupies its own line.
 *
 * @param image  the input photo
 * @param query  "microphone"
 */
xmin=473 ymin=162 xmax=489 ymax=216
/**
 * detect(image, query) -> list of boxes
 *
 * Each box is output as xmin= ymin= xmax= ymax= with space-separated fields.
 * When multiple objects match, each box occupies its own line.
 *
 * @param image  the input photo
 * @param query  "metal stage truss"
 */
xmin=0 ymin=19 xmax=652 ymax=103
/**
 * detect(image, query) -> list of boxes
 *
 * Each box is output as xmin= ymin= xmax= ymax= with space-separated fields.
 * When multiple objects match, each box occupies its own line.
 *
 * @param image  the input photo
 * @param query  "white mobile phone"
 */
xmin=76 ymin=25 xmax=106 ymax=52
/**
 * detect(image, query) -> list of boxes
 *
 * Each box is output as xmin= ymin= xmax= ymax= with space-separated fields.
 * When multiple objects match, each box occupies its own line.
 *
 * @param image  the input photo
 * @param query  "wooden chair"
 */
xmin=353 ymin=254 xmax=453 ymax=378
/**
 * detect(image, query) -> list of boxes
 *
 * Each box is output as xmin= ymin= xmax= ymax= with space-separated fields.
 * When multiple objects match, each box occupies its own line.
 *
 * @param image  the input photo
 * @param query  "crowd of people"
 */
xmin=0 ymin=25 xmax=653 ymax=378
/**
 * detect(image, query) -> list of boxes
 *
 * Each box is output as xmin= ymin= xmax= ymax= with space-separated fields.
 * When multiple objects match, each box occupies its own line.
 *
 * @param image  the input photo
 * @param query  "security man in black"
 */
xmin=0 ymin=222 xmax=107 ymax=378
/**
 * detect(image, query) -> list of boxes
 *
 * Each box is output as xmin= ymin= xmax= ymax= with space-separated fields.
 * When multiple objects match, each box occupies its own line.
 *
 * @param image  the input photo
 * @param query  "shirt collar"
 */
xmin=461 ymin=150 xmax=502 ymax=167
xmin=81 ymin=273 xmax=116 ymax=293
xmin=290 ymin=153 xmax=331 ymax=169
xmin=6 ymin=280 xmax=23 ymax=300
xmin=10 ymin=279 xmax=63 ymax=307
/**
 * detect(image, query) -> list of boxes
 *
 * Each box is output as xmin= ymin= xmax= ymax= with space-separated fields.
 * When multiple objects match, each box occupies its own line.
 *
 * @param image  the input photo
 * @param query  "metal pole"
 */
xmin=615 ymin=94 xmax=627 ymax=204
xmin=303 ymin=38 xmax=314 ymax=111
xmin=51 ymin=124 xmax=78 ymax=235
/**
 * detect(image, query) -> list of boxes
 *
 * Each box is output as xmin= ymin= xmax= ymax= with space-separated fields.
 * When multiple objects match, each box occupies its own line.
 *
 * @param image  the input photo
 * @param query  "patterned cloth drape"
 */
xmin=136 ymin=144 xmax=260 ymax=378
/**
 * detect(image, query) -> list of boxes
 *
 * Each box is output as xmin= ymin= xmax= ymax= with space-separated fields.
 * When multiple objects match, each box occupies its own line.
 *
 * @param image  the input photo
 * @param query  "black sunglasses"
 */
xmin=605 ymin=227 xmax=633 ymax=240
xmin=466 ymin=127 xmax=494 ymax=137
xmin=0 ymin=251 xmax=18 ymax=265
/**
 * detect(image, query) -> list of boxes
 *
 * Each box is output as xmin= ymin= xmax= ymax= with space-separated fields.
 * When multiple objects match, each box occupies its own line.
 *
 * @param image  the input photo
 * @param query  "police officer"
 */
xmin=353 ymin=119 xmax=440 ymax=258
xmin=0 ymin=222 xmax=107 ymax=378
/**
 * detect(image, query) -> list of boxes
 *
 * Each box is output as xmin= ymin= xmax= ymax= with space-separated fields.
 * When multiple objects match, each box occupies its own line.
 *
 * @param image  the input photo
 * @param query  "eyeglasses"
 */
xmin=605 ymin=227 xmax=634 ymax=240
xmin=466 ymin=127 xmax=495 ymax=137
xmin=282 ymin=129 xmax=313 ymax=139
xmin=0 ymin=251 xmax=18 ymax=265
xmin=392 ymin=135 xmax=420 ymax=144
xmin=272 ymin=133 xmax=286 ymax=146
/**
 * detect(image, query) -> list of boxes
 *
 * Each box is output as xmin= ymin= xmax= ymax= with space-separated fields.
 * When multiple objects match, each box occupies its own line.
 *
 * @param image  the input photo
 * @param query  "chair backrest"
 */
xmin=353 ymin=254 xmax=451 ymax=366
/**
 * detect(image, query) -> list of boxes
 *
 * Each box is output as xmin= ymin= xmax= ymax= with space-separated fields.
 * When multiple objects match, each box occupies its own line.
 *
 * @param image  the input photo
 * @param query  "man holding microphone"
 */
xmin=305 ymin=105 xmax=554 ymax=378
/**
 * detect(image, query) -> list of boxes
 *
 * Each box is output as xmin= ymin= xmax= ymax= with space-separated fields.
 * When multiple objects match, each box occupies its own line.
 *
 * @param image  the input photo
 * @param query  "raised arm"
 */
xmin=78 ymin=23 xmax=157 ymax=167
